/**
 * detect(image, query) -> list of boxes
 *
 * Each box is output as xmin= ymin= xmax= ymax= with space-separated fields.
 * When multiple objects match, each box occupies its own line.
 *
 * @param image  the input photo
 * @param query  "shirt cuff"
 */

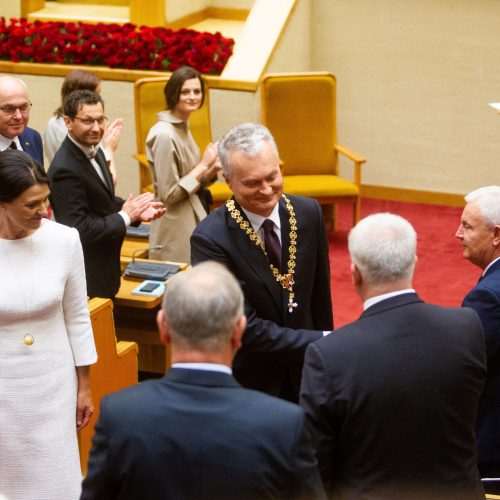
xmin=323 ymin=331 xmax=332 ymax=336
xmin=118 ymin=210 xmax=131 ymax=226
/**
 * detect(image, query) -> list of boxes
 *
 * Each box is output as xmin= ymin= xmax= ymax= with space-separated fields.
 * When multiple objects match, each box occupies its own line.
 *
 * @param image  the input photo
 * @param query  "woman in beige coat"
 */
xmin=146 ymin=66 xmax=220 ymax=262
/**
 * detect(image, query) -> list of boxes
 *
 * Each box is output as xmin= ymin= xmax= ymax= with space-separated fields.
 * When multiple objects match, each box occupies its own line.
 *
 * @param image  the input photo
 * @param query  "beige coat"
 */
xmin=145 ymin=111 xmax=207 ymax=263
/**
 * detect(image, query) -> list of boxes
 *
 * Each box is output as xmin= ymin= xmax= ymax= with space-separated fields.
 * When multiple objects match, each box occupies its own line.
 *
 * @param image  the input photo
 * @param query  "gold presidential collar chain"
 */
xmin=226 ymin=195 xmax=298 ymax=313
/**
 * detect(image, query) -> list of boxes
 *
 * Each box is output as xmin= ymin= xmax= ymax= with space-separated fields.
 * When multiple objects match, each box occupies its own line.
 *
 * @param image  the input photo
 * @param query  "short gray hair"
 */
xmin=162 ymin=261 xmax=244 ymax=352
xmin=348 ymin=213 xmax=417 ymax=285
xmin=465 ymin=186 xmax=500 ymax=228
xmin=218 ymin=123 xmax=279 ymax=176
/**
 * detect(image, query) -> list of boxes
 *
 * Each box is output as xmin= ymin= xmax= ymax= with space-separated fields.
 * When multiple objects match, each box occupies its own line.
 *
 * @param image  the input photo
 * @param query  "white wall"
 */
xmin=165 ymin=0 xmax=208 ymax=22
xmin=266 ymin=0 xmax=311 ymax=74
xmin=212 ymin=0 xmax=254 ymax=8
xmin=0 ymin=0 xmax=20 ymax=19
xmin=165 ymin=0 xmax=253 ymax=22
xmin=312 ymin=0 xmax=500 ymax=195
xmin=210 ymin=0 xmax=312 ymax=140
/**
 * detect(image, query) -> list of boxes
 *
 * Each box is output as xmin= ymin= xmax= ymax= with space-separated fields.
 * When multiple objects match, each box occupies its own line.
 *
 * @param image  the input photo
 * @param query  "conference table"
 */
xmin=114 ymin=233 xmax=188 ymax=375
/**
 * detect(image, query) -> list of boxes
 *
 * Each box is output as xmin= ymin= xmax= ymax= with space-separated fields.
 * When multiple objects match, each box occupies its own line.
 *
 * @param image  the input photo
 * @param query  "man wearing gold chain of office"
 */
xmin=191 ymin=123 xmax=333 ymax=402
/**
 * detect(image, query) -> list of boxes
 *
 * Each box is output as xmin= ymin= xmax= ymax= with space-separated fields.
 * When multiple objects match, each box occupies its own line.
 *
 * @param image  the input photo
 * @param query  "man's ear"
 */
xmin=493 ymin=225 xmax=500 ymax=246
xmin=350 ymin=262 xmax=362 ymax=286
xmin=222 ymin=172 xmax=230 ymax=185
xmin=156 ymin=309 xmax=171 ymax=345
xmin=230 ymin=314 xmax=247 ymax=351
xmin=63 ymin=115 xmax=72 ymax=131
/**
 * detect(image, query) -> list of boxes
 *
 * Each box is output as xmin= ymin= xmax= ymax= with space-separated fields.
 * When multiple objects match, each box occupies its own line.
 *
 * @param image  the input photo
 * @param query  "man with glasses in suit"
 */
xmin=0 ymin=75 xmax=43 ymax=164
xmin=48 ymin=90 xmax=164 ymax=298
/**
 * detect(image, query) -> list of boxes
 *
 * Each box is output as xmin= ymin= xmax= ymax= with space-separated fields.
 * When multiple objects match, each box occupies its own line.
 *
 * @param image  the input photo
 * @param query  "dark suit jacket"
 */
xmin=463 ymin=258 xmax=500 ymax=464
xmin=81 ymin=368 xmax=326 ymax=500
xmin=19 ymin=127 xmax=44 ymax=165
xmin=300 ymin=293 xmax=486 ymax=500
xmin=190 ymin=195 xmax=333 ymax=401
xmin=48 ymin=137 xmax=125 ymax=298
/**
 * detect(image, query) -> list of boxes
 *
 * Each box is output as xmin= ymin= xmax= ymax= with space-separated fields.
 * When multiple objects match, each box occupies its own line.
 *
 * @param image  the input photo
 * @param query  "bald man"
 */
xmin=0 ymin=76 xmax=43 ymax=164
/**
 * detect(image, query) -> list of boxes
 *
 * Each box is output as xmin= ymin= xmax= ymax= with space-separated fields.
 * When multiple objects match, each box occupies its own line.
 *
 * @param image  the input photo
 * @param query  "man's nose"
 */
xmin=260 ymin=183 xmax=272 ymax=195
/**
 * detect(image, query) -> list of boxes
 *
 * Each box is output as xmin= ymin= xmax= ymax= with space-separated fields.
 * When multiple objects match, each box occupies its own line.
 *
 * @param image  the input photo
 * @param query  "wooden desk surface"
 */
xmin=121 ymin=238 xmax=149 ymax=259
xmin=114 ymin=277 xmax=163 ymax=309
xmin=115 ymin=259 xmax=189 ymax=309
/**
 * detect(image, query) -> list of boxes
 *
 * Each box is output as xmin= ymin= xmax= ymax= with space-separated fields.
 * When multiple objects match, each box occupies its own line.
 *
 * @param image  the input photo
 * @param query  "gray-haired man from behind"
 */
xmin=301 ymin=213 xmax=486 ymax=499
xmin=82 ymin=261 xmax=325 ymax=500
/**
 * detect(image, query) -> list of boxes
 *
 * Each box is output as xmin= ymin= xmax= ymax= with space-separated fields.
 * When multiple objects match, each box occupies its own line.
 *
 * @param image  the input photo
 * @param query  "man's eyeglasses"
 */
xmin=0 ymin=101 xmax=32 ymax=115
xmin=73 ymin=116 xmax=108 ymax=126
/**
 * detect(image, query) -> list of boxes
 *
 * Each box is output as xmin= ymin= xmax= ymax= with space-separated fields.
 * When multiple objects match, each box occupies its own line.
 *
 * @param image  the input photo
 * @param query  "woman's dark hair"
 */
xmin=0 ymin=150 xmax=49 ymax=202
xmin=55 ymin=70 xmax=101 ymax=117
xmin=164 ymin=66 xmax=205 ymax=110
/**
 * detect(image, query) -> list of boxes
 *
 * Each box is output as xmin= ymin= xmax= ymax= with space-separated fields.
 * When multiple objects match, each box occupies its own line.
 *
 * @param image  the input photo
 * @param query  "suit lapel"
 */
xmin=226 ymin=199 xmax=283 ymax=314
xmin=94 ymin=149 xmax=114 ymax=194
xmin=19 ymin=131 xmax=34 ymax=157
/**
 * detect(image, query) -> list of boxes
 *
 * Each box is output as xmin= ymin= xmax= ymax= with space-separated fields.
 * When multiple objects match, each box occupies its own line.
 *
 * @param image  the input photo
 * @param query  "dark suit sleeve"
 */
xmin=291 ymin=411 xmax=327 ymax=500
xmin=31 ymin=129 xmax=44 ymax=166
xmin=300 ymin=342 xmax=339 ymax=493
xmin=463 ymin=287 xmax=500 ymax=369
xmin=191 ymin=230 xmax=323 ymax=360
xmin=20 ymin=128 xmax=44 ymax=166
xmin=49 ymin=165 xmax=126 ymax=246
xmin=81 ymin=398 xmax=116 ymax=500
xmin=310 ymin=200 xmax=334 ymax=331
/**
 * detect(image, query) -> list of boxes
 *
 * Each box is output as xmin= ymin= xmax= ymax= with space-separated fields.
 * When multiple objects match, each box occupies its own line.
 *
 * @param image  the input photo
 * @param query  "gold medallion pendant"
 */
xmin=23 ymin=334 xmax=34 ymax=346
xmin=227 ymin=195 xmax=298 ymax=313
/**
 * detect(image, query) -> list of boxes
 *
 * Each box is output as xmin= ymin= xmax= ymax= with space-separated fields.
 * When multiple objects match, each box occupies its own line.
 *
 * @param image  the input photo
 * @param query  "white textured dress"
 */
xmin=0 ymin=219 xmax=97 ymax=500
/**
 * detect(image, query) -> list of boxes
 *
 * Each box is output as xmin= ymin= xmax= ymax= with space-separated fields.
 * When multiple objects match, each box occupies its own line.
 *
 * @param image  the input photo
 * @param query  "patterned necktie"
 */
xmin=262 ymin=219 xmax=282 ymax=270
xmin=86 ymin=146 xmax=97 ymax=159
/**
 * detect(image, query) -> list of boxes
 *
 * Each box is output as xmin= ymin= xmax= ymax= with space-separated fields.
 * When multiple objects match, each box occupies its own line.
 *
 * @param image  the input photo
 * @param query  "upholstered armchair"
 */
xmin=260 ymin=72 xmax=366 ymax=227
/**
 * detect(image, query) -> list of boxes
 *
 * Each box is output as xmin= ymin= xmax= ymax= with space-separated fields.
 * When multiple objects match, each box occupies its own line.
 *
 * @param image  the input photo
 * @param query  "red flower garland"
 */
xmin=0 ymin=18 xmax=234 ymax=74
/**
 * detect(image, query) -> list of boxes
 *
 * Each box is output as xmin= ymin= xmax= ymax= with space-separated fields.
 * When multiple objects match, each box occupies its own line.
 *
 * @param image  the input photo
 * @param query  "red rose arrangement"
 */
xmin=0 ymin=18 xmax=234 ymax=74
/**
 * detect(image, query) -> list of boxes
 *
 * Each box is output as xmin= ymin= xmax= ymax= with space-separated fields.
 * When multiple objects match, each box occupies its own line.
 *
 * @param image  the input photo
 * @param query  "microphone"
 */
xmin=131 ymin=245 xmax=162 ymax=264
xmin=124 ymin=245 xmax=180 ymax=281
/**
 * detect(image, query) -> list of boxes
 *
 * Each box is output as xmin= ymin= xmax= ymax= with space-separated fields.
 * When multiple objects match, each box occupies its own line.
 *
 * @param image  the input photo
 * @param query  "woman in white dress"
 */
xmin=0 ymin=150 xmax=97 ymax=500
xmin=44 ymin=69 xmax=123 ymax=185
xmin=146 ymin=66 xmax=220 ymax=263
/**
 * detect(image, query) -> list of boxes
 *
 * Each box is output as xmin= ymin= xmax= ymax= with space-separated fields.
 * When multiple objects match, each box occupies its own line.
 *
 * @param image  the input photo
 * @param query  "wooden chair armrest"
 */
xmin=335 ymin=144 xmax=366 ymax=164
xmin=335 ymin=144 xmax=366 ymax=187
xmin=134 ymin=152 xmax=148 ymax=168
xmin=117 ymin=340 xmax=138 ymax=358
